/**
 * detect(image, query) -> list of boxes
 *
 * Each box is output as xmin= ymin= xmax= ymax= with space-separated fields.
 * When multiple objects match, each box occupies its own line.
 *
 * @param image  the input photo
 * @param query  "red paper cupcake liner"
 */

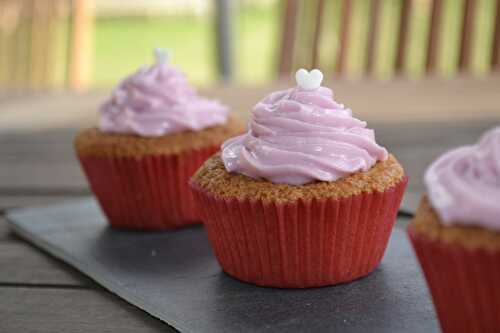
xmin=408 ymin=227 xmax=500 ymax=333
xmin=191 ymin=176 xmax=408 ymax=288
xmin=78 ymin=144 xmax=220 ymax=229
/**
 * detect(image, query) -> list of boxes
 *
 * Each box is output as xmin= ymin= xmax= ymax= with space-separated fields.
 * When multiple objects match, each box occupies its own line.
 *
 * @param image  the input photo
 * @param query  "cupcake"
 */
xmin=75 ymin=49 xmax=244 ymax=229
xmin=408 ymin=127 xmax=500 ymax=333
xmin=190 ymin=69 xmax=408 ymax=288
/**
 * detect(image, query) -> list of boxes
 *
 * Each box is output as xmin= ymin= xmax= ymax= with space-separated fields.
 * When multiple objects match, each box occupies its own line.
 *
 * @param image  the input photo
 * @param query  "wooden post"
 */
xmin=395 ymin=0 xmax=412 ymax=74
xmin=492 ymin=0 xmax=500 ymax=70
xmin=458 ymin=0 xmax=476 ymax=73
xmin=0 ymin=0 xmax=22 ymax=90
xmin=29 ymin=0 xmax=49 ymax=89
xmin=0 ymin=0 xmax=7 ymax=88
xmin=426 ymin=0 xmax=443 ymax=73
xmin=9 ymin=0 xmax=26 ymax=91
xmin=214 ymin=0 xmax=234 ymax=82
xmin=42 ymin=0 xmax=59 ymax=89
xmin=278 ymin=0 xmax=299 ymax=77
xmin=366 ymin=0 xmax=381 ymax=75
xmin=335 ymin=0 xmax=352 ymax=76
xmin=51 ymin=0 xmax=70 ymax=88
xmin=13 ymin=0 xmax=25 ymax=90
xmin=68 ymin=0 xmax=94 ymax=91
xmin=11 ymin=0 xmax=32 ymax=90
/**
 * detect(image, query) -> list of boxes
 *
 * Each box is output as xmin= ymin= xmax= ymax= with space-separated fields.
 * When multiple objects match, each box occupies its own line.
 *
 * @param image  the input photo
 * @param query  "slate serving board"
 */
xmin=6 ymin=198 xmax=437 ymax=333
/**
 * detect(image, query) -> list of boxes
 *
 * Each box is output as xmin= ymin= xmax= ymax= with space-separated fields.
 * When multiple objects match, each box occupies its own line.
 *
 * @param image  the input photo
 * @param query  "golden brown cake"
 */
xmin=76 ymin=118 xmax=244 ymax=230
xmin=411 ymin=196 xmax=500 ymax=251
xmin=75 ymin=117 xmax=244 ymax=157
xmin=191 ymin=153 xmax=405 ymax=203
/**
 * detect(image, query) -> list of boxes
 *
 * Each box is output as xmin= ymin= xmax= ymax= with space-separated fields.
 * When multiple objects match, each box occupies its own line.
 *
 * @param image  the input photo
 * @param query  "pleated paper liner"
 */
xmin=191 ymin=176 xmax=408 ymax=288
xmin=78 ymin=144 xmax=220 ymax=229
xmin=408 ymin=227 xmax=500 ymax=333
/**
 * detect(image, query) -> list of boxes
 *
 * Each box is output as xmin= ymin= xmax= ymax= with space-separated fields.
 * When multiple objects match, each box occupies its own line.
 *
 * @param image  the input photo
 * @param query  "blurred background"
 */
xmin=2 ymin=2 xmax=500 ymax=328
xmin=0 ymin=0 xmax=499 ymax=93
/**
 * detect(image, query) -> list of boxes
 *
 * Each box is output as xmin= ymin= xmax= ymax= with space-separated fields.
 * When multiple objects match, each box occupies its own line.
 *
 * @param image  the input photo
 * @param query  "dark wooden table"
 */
xmin=1 ymin=77 xmax=499 ymax=332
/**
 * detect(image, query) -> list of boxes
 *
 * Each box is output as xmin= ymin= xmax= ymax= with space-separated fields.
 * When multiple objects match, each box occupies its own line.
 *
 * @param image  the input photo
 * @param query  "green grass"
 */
xmin=93 ymin=4 xmax=280 ymax=87
xmin=94 ymin=15 xmax=216 ymax=87
xmin=236 ymin=3 xmax=280 ymax=83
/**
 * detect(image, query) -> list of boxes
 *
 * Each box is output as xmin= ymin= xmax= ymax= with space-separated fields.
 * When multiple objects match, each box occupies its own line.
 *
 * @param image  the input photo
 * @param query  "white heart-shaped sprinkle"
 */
xmin=154 ymin=48 xmax=169 ymax=64
xmin=295 ymin=68 xmax=323 ymax=90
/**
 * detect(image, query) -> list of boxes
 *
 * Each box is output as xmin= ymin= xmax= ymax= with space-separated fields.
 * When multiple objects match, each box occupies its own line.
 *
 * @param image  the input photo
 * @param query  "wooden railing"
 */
xmin=278 ymin=0 xmax=500 ymax=78
xmin=2 ymin=0 xmax=500 ymax=92
xmin=0 ymin=0 xmax=93 ymax=92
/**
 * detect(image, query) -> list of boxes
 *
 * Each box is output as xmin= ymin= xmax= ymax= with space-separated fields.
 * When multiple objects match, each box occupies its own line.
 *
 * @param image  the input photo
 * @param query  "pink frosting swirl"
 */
xmin=99 ymin=50 xmax=228 ymax=137
xmin=425 ymin=127 xmax=500 ymax=230
xmin=221 ymin=83 xmax=388 ymax=185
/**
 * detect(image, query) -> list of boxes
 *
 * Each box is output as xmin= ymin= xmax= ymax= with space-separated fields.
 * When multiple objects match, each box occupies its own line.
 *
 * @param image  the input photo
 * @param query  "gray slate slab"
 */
xmin=6 ymin=198 xmax=438 ymax=333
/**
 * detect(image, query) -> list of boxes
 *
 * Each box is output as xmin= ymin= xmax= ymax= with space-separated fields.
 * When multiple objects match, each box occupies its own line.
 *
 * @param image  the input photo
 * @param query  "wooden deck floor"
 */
xmin=1 ymin=76 xmax=499 ymax=332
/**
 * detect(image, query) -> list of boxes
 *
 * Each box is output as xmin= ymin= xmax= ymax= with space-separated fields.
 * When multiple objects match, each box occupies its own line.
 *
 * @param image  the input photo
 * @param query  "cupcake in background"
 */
xmin=190 ymin=69 xmax=408 ymax=288
xmin=75 ymin=49 xmax=244 ymax=229
xmin=408 ymin=127 xmax=500 ymax=333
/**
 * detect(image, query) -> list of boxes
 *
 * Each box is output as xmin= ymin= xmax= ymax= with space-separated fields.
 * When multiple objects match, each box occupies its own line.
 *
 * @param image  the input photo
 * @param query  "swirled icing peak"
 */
xmin=221 ymin=69 xmax=388 ymax=185
xmin=99 ymin=49 xmax=228 ymax=137
xmin=425 ymin=127 xmax=500 ymax=230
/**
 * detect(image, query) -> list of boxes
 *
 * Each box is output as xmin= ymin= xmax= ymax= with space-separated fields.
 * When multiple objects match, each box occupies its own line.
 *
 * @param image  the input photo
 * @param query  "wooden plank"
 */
xmin=395 ymin=0 xmax=412 ymax=73
xmin=278 ymin=0 xmax=299 ymax=77
xmin=374 ymin=120 xmax=496 ymax=148
xmin=426 ymin=0 xmax=443 ymax=73
xmin=0 ymin=195 xmax=85 ymax=211
xmin=179 ymin=78 xmax=500 ymax=125
xmin=5 ymin=0 xmax=22 ymax=90
xmin=390 ymin=146 xmax=448 ymax=194
xmin=64 ymin=0 xmax=74 ymax=87
xmin=335 ymin=0 xmax=353 ymax=76
xmin=0 ymin=160 xmax=87 ymax=189
xmin=366 ymin=0 xmax=381 ymax=75
xmin=311 ymin=0 xmax=325 ymax=68
xmin=12 ymin=0 xmax=32 ymax=90
xmin=0 ymin=0 xmax=10 ymax=88
xmin=29 ymin=0 xmax=50 ymax=90
xmin=0 ymin=128 xmax=83 ymax=144
xmin=0 ymin=91 xmax=100 ymax=132
xmin=1 ymin=75 xmax=500 ymax=133
xmin=0 ymin=287 xmax=173 ymax=332
xmin=0 ymin=217 xmax=14 ymax=241
xmin=42 ymin=0 xmax=58 ymax=88
xmin=67 ymin=0 xmax=94 ymax=91
xmin=0 ymin=3 xmax=6 ymax=87
xmin=492 ymin=0 xmax=500 ymax=69
xmin=0 ymin=137 xmax=88 ymax=189
xmin=53 ymin=0 xmax=70 ymax=88
xmin=458 ymin=0 xmax=477 ymax=72
xmin=0 ymin=239 xmax=92 ymax=286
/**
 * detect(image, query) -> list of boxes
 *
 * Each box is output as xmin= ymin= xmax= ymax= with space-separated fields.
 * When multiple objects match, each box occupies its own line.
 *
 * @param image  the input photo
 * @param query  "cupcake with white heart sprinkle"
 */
xmin=190 ymin=69 xmax=408 ymax=288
